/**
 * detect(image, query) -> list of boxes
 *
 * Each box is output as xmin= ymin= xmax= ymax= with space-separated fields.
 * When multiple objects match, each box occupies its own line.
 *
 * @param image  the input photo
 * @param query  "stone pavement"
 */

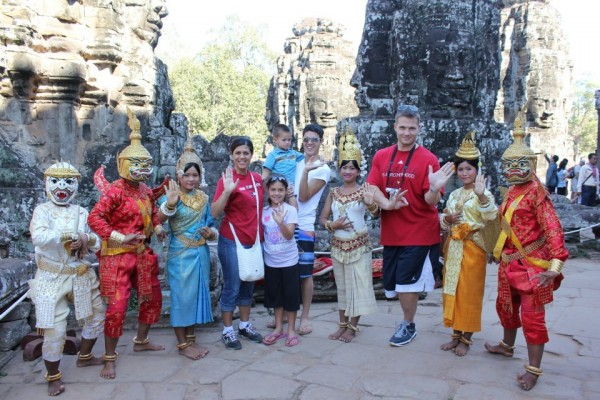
xmin=1 ymin=258 xmax=598 ymax=400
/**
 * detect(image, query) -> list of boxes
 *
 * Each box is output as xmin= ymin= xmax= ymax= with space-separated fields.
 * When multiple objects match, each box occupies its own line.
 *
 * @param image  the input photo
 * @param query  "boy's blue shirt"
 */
xmin=264 ymin=147 xmax=305 ymax=184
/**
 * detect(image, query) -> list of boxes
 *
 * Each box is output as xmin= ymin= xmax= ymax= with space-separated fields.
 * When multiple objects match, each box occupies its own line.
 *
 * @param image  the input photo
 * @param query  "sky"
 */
xmin=156 ymin=0 xmax=599 ymax=83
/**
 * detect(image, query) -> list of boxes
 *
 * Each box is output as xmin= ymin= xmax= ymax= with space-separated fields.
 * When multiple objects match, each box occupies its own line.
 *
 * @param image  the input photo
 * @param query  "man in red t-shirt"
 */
xmin=366 ymin=105 xmax=454 ymax=347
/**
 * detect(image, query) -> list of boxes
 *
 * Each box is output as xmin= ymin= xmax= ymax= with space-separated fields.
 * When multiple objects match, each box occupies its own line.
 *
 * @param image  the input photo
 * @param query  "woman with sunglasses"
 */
xmin=211 ymin=136 xmax=264 ymax=350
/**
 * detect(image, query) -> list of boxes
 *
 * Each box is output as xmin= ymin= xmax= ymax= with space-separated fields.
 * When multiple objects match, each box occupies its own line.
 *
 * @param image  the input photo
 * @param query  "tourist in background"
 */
xmin=576 ymin=153 xmax=599 ymax=206
xmin=261 ymin=175 xmax=301 ymax=347
xmin=556 ymin=158 xmax=569 ymax=196
xmin=544 ymin=154 xmax=558 ymax=194
xmin=569 ymin=158 xmax=585 ymax=202
xmin=211 ymin=136 xmax=264 ymax=350
xmin=439 ymin=133 xmax=498 ymax=357
xmin=158 ymin=139 xmax=216 ymax=360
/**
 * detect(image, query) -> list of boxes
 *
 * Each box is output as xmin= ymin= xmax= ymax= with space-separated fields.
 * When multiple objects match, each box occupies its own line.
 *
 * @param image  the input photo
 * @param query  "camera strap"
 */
xmin=385 ymin=144 xmax=416 ymax=191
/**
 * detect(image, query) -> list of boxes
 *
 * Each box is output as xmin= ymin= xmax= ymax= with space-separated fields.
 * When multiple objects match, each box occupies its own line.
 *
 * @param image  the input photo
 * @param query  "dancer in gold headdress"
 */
xmin=439 ymin=132 xmax=498 ymax=357
xmin=319 ymin=127 xmax=402 ymax=343
xmin=157 ymin=138 xmax=217 ymax=360
xmin=88 ymin=109 xmax=165 ymax=380
xmin=484 ymin=107 xmax=568 ymax=391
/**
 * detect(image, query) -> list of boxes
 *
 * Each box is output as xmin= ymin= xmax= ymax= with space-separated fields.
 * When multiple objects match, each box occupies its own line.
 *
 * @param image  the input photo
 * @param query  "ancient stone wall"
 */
xmin=0 ymin=0 xmax=189 ymax=257
xmin=265 ymin=18 xmax=358 ymax=156
xmin=497 ymin=0 xmax=574 ymax=173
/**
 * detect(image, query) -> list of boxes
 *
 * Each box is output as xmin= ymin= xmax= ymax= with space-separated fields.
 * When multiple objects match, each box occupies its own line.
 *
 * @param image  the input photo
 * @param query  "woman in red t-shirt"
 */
xmin=211 ymin=137 xmax=265 ymax=350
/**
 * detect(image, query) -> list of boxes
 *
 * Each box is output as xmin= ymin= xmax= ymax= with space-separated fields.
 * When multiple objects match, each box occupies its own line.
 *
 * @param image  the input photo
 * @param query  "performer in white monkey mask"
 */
xmin=29 ymin=161 xmax=105 ymax=396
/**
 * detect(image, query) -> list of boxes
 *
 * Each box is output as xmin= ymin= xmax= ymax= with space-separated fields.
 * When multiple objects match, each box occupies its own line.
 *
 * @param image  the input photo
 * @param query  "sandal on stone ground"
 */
xmin=262 ymin=332 xmax=287 ymax=345
xmin=298 ymin=321 xmax=312 ymax=335
xmin=285 ymin=336 xmax=299 ymax=347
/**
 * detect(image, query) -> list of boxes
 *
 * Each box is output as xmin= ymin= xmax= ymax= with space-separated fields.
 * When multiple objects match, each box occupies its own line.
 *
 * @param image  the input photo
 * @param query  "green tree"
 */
xmin=169 ymin=16 xmax=275 ymax=145
xmin=568 ymin=79 xmax=599 ymax=160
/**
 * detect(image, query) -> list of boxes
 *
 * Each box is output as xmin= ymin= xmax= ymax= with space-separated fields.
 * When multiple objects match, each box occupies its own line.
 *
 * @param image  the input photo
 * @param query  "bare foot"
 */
xmin=517 ymin=371 xmax=539 ymax=391
xmin=76 ymin=356 xmax=104 ymax=367
xmin=328 ymin=324 xmax=347 ymax=340
xmin=454 ymin=341 xmax=470 ymax=357
xmin=100 ymin=361 xmax=116 ymax=379
xmin=440 ymin=338 xmax=460 ymax=351
xmin=179 ymin=344 xmax=208 ymax=360
xmin=484 ymin=342 xmax=514 ymax=357
xmin=133 ymin=341 xmax=165 ymax=352
xmin=339 ymin=329 xmax=356 ymax=343
xmin=47 ymin=380 xmax=65 ymax=396
xmin=190 ymin=342 xmax=209 ymax=358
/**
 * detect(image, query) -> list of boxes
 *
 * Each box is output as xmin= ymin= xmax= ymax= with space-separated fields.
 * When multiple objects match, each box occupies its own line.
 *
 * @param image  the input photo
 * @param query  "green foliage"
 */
xmin=169 ymin=16 xmax=276 ymax=145
xmin=568 ymin=79 xmax=599 ymax=159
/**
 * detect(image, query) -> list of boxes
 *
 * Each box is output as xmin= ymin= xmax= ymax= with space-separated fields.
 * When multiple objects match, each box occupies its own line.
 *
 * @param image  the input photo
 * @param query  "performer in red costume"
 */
xmin=88 ymin=109 xmax=166 ymax=379
xmin=485 ymin=108 xmax=568 ymax=391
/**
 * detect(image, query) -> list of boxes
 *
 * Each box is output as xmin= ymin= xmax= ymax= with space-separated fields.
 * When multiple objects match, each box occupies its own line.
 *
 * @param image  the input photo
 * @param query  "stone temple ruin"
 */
xmin=265 ymin=18 xmax=358 ymax=156
xmin=343 ymin=0 xmax=574 ymax=194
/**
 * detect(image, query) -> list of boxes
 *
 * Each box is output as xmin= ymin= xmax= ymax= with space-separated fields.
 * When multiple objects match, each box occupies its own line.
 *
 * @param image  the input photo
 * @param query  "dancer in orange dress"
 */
xmin=485 ymin=108 xmax=568 ymax=391
xmin=88 ymin=110 xmax=166 ymax=379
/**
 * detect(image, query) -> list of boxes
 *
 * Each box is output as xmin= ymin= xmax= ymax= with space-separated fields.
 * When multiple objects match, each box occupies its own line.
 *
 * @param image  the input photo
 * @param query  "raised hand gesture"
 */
xmin=165 ymin=180 xmax=180 ymax=208
xmin=474 ymin=174 xmax=486 ymax=197
xmin=304 ymin=155 xmax=324 ymax=172
xmin=428 ymin=162 xmax=455 ymax=192
xmin=389 ymin=189 xmax=409 ymax=209
xmin=272 ymin=204 xmax=287 ymax=226
xmin=222 ymin=167 xmax=239 ymax=194
xmin=363 ymin=183 xmax=376 ymax=206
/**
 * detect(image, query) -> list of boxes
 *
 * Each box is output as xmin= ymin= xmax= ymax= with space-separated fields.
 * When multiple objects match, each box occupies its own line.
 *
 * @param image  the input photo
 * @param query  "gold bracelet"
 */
xmin=366 ymin=202 xmax=378 ymax=212
xmin=479 ymin=199 xmax=490 ymax=208
xmin=166 ymin=203 xmax=176 ymax=212
xmin=325 ymin=221 xmax=335 ymax=233
xmin=548 ymin=259 xmax=564 ymax=274
xmin=109 ymin=231 xmax=125 ymax=245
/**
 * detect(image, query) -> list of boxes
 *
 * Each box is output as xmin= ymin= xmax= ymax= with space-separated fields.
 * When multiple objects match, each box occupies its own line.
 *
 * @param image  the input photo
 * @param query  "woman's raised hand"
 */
xmin=333 ymin=215 xmax=354 ymax=231
xmin=363 ymin=183 xmax=376 ymax=206
xmin=222 ymin=167 xmax=239 ymax=194
xmin=165 ymin=180 xmax=180 ymax=207
xmin=474 ymin=174 xmax=486 ymax=197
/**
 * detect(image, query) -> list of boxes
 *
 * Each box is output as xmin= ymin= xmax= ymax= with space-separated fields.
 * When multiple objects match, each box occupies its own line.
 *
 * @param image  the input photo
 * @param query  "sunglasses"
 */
xmin=396 ymin=104 xmax=419 ymax=112
xmin=303 ymin=137 xmax=320 ymax=143
xmin=269 ymin=175 xmax=288 ymax=183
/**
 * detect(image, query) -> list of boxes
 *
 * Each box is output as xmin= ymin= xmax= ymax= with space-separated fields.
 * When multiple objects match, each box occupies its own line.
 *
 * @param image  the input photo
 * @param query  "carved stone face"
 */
xmin=308 ymin=86 xmax=340 ymax=127
xmin=125 ymin=0 xmax=168 ymax=48
xmin=528 ymin=96 xmax=556 ymax=129
xmin=423 ymin=28 xmax=476 ymax=115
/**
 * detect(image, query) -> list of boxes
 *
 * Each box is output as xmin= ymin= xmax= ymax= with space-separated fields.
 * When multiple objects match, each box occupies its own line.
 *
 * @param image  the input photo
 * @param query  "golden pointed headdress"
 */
xmin=455 ymin=131 xmax=480 ymax=160
xmin=44 ymin=161 xmax=80 ymax=179
xmin=177 ymin=137 xmax=203 ymax=175
xmin=117 ymin=108 xmax=152 ymax=162
xmin=501 ymin=105 xmax=536 ymax=161
xmin=337 ymin=125 xmax=362 ymax=167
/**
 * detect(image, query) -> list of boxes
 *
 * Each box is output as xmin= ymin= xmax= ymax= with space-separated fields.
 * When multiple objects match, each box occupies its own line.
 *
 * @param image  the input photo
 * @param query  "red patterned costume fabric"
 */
xmin=88 ymin=179 xmax=162 ymax=338
xmin=495 ymin=179 xmax=568 ymax=345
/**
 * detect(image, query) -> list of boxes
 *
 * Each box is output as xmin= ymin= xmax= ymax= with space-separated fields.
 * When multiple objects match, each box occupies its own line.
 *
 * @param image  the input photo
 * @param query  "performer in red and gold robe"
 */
xmin=485 ymin=107 xmax=568 ymax=391
xmin=88 ymin=109 xmax=166 ymax=380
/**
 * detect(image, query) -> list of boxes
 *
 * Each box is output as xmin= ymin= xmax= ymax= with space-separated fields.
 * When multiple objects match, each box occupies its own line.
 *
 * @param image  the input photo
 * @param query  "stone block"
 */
xmin=0 ymin=301 xmax=31 ymax=322
xmin=0 ymin=259 xmax=36 ymax=310
xmin=0 ymin=319 xmax=31 ymax=351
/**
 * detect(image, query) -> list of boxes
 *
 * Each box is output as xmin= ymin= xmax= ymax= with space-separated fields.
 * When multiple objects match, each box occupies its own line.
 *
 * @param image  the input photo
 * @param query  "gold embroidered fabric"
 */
xmin=175 ymin=234 xmax=206 ymax=248
xmin=179 ymin=190 xmax=207 ymax=212
xmin=331 ymin=231 xmax=371 ymax=265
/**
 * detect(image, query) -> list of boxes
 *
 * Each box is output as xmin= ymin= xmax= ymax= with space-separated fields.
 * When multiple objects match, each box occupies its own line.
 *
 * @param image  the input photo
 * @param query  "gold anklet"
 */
xmin=451 ymin=333 xmax=461 ymax=340
xmin=185 ymin=334 xmax=196 ymax=343
xmin=500 ymin=340 xmax=515 ymax=350
xmin=77 ymin=352 xmax=94 ymax=361
xmin=176 ymin=341 xmax=193 ymax=350
xmin=524 ymin=364 xmax=543 ymax=377
xmin=103 ymin=352 xmax=118 ymax=362
xmin=44 ymin=371 xmax=62 ymax=382
xmin=346 ymin=323 xmax=360 ymax=333
xmin=338 ymin=322 xmax=348 ymax=329
xmin=132 ymin=336 xmax=150 ymax=345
